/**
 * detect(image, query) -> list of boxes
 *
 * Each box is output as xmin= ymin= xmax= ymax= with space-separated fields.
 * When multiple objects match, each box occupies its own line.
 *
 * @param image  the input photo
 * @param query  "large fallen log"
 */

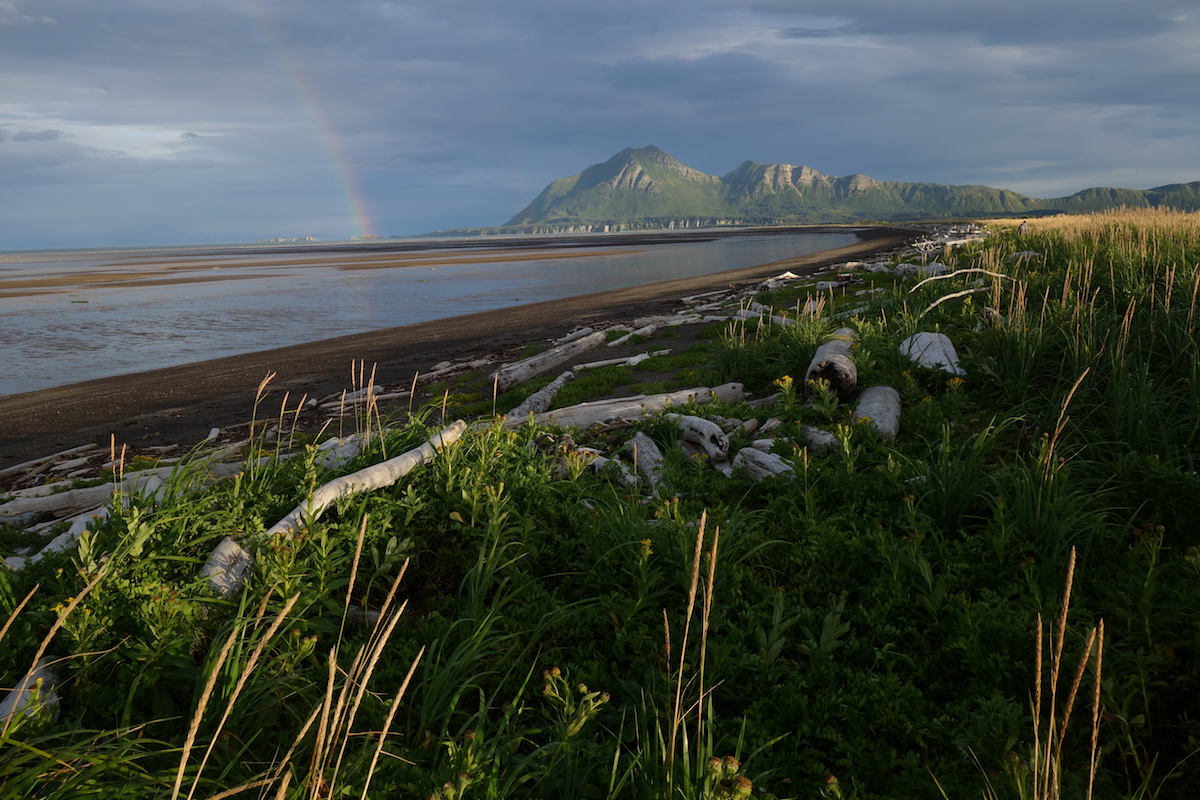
xmin=527 ymin=383 xmax=744 ymax=429
xmin=491 ymin=332 xmax=606 ymax=393
xmin=0 ymin=470 xmax=166 ymax=523
xmin=804 ymin=327 xmax=858 ymax=401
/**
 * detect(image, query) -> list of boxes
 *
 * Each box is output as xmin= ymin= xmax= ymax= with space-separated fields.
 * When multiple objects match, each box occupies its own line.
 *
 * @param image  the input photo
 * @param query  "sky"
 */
xmin=1 ymin=0 xmax=1197 ymax=250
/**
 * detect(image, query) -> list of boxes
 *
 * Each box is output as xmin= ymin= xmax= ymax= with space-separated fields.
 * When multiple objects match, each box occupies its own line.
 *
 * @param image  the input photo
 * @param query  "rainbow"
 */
xmin=247 ymin=0 xmax=375 ymax=239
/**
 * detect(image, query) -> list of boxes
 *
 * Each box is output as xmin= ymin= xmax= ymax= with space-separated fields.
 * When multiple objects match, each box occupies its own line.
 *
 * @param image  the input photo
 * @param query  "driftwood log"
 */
xmin=203 ymin=420 xmax=468 ymax=596
xmin=505 ymin=370 xmax=577 ymax=424
xmin=261 ymin=420 xmax=467 ymax=540
xmin=491 ymin=331 xmax=605 ymax=393
xmin=899 ymin=333 xmax=966 ymax=376
xmin=527 ymin=383 xmax=744 ymax=429
xmin=665 ymin=414 xmax=729 ymax=461
xmin=804 ymin=327 xmax=858 ymax=401
xmin=732 ymin=448 xmax=793 ymax=480
xmin=854 ymin=386 xmax=902 ymax=440
xmin=626 ymin=432 xmax=665 ymax=490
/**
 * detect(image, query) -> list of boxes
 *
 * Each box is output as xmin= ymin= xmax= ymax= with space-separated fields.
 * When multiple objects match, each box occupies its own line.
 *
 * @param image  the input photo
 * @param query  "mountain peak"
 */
xmin=501 ymin=147 xmax=1200 ymax=231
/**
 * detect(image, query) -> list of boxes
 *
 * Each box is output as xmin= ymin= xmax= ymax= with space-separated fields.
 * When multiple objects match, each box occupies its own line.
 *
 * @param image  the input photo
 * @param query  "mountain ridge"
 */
xmin=423 ymin=146 xmax=1200 ymax=237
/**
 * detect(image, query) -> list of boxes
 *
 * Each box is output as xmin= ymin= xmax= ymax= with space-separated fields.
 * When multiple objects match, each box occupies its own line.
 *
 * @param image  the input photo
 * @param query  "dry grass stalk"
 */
xmin=1027 ymin=547 xmax=1108 ymax=800
xmin=667 ymin=510 xmax=707 ymax=776
xmin=359 ymin=645 xmax=426 ymax=800
xmin=1088 ymin=619 xmax=1105 ymax=800
xmin=184 ymin=593 xmax=302 ymax=800
xmin=0 ymin=582 xmax=38 ymax=645
xmin=171 ymin=618 xmax=243 ymax=800
xmin=1044 ymin=368 xmax=1091 ymax=478
xmin=696 ymin=523 xmax=720 ymax=769
xmin=345 ymin=514 xmax=369 ymax=615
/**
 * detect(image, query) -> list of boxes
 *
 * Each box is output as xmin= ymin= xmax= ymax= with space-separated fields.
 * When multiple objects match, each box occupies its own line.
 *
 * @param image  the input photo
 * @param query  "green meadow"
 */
xmin=3 ymin=209 xmax=1200 ymax=799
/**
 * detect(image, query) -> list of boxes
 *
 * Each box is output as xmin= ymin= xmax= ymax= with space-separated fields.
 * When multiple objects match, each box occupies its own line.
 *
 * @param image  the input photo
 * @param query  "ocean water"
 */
xmin=0 ymin=229 xmax=861 ymax=396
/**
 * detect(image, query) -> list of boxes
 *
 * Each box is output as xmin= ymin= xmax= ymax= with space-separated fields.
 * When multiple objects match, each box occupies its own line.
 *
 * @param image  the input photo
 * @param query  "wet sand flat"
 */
xmin=0 ymin=227 xmax=911 ymax=467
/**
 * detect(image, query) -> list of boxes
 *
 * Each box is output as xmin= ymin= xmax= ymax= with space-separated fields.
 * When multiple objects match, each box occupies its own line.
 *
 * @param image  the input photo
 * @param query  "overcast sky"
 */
xmin=1 ymin=0 xmax=1197 ymax=249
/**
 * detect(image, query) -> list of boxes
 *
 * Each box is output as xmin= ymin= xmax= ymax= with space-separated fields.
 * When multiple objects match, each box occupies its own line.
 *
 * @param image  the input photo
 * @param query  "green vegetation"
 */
xmin=4 ymin=209 xmax=1200 ymax=798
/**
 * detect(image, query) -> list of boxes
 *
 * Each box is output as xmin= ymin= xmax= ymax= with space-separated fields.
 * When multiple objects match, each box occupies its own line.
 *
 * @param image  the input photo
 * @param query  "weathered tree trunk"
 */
xmin=804 ymin=327 xmax=858 ymax=401
xmin=490 ymin=331 xmax=605 ymax=393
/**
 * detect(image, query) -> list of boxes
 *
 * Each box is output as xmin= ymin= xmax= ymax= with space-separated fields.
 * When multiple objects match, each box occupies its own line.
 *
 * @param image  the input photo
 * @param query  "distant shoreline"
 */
xmin=0 ymin=226 xmax=913 ymax=467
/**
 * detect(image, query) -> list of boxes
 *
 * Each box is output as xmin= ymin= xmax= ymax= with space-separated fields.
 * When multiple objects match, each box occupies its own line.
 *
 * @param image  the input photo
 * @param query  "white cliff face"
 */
xmin=608 ymin=163 xmax=656 ymax=192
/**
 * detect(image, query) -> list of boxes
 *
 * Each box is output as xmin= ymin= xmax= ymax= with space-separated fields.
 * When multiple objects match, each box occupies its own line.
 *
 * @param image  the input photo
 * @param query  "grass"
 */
xmin=4 ymin=209 xmax=1200 ymax=798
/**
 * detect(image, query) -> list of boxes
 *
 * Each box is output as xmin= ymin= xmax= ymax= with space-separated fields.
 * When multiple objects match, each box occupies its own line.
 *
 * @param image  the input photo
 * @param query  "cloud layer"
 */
xmin=1 ymin=0 xmax=1197 ymax=248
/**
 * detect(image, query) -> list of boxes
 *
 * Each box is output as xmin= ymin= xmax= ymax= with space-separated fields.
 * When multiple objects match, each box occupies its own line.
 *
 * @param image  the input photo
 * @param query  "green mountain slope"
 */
xmin=490 ymin=146 xmax=1200 ymax=234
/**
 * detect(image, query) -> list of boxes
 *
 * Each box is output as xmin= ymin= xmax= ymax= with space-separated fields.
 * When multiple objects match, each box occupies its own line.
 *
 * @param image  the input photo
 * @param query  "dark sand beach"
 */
xmin=0 ymin=227 xmax=911 ymax=468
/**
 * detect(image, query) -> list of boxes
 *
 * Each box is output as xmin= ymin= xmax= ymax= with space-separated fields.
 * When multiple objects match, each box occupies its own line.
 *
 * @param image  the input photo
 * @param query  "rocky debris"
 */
xmin=800 ymin=426 xmax=839 ymax=452
xmin=909 ymin=224 xmax=987 ymax=254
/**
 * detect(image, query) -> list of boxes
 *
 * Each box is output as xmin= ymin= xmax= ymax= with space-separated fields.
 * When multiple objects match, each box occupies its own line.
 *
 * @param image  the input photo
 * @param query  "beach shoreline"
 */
xmin=0 ymin=227 xmax=912 ymax=468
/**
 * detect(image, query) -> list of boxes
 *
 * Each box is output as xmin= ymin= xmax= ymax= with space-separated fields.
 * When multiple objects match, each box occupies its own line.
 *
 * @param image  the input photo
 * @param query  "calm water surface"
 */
xmin=0 ymin=230 xmax=860 ymax=395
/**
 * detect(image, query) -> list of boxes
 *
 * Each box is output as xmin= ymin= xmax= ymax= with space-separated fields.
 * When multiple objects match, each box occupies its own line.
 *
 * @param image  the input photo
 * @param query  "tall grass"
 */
xmin=5 ymin=208 xmax=1200 ymax=798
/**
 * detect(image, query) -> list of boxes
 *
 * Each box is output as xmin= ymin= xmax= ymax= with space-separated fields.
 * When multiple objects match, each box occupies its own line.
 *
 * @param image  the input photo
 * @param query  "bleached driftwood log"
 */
xmin=261 ymin=420 xmax=467 ymax=540
xmin=505 ymin=371 xmax=577 ymax=424
xmin=804 ymin=327 xmax=858 ymax=401
xmin=573 ymin=350 xmax=668 ymax=371
xmin=556 ymin=327 xmax=594 ymax=344
xmin=0 ymin=658 xmax=57 ymax=723
xmin=800 ymin=426 xmax=838 ymax=452
xmin=3 ymin=508 xmax=109 ymax=572
xmin=0 ymin=443 xmax=98 ymax=482
xmin=607 ymin=324 xmax=656 ymax=348
xmin=854 ymin=386 xmax=901 ymax=440
xmin=590 ymin=455 xmax=639 ymax=487
xmin=491 ymin=332 xmax=605 ymax=393
xmin=0 ymin=471 xmax=165 ymax=523
xmin=734 ymin=308 xmax=799 ymax=328
xmin=626 ymin=432 xmax=665 ymax=490
xmin=666 ymin=414 xmax=729 ymax=461
xmin=899 ymin=333 xmax=966 ymax=376
xmin=528 ymin=383 xmax=744 ymax=429
xmin=201 ymin=538 xmax=255 ymax=597
xmin=732 ymin=448 xmax=793 ymax=480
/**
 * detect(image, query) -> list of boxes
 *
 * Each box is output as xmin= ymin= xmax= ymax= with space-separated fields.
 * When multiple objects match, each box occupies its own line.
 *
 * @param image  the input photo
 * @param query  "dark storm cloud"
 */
xmin=0 ymin=0 xmax=1197 ymax=247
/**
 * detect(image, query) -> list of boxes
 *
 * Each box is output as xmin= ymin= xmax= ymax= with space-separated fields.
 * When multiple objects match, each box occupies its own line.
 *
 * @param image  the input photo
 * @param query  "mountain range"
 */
xmin=424 ymin=146 xmax=1200 ymax=236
